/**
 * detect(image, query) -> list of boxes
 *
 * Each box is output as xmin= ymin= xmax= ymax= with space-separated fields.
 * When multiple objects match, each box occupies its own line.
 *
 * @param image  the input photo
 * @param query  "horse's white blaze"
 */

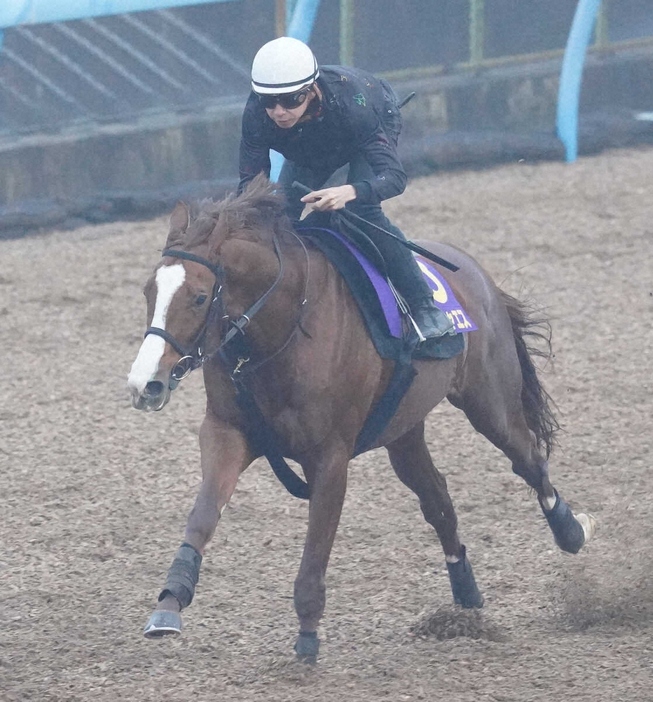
xmin=128 ymin=264 xmax=186 ymax=394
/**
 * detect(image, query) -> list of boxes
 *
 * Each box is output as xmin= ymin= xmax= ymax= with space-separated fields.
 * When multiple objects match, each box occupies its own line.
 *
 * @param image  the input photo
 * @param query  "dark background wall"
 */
xmin=1 ymin=0 xmax=652 ymax=235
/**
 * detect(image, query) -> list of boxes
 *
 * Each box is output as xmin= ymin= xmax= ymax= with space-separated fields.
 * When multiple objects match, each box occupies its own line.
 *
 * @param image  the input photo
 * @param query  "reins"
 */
xmin=292 ymin=180 xmax=460 ymax=272
xmin=221 ymin=229 xmax=311 ymax=375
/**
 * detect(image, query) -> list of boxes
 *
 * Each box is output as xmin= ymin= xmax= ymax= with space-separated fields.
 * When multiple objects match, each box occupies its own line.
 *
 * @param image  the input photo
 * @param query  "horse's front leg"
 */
xmin=144 ymin=412 xmax=253 ymax=638
xmin=293 ymin=444 xmax=349 ymax=662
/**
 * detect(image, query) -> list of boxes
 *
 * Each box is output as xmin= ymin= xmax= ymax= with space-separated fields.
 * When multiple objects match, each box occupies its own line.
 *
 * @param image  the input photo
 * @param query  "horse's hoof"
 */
xmin=541 ymin=493 xmax=587 ymax=554
xmin=446 ymin=547 xmax=484 ymax=608
xmin=294 ymin=631 xmax=320 ymax=663
xmin=143 ymin=609 xmax=183 ymax=639
xmin=575 ymin=512 xmax=597 ymax=544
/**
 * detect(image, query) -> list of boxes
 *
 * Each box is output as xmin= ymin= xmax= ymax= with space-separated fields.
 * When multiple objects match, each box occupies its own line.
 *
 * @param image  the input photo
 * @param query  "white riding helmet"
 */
xmin=251 ymin=37 xmax=319 ymax=95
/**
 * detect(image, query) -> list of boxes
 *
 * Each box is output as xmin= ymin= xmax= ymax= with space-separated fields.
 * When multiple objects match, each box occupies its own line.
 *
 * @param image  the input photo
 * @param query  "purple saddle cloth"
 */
xmin=298 ymin=227 xmax=474 ymax=361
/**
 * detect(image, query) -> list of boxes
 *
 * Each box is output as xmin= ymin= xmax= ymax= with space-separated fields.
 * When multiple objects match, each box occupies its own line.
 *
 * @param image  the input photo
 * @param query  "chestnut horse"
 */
xmin=127 ymin=176 xmax=595 ymax=661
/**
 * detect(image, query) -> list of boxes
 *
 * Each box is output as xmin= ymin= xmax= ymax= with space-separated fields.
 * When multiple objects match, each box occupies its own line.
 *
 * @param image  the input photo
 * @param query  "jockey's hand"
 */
xmin=300 ymin=184 xmax=356 ymax=218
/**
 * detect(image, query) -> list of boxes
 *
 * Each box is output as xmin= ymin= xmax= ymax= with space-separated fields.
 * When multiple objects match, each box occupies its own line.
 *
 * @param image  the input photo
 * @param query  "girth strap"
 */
xmin=220 ymin=335 xmax=310 ymax=500
xmin=353 ymin=347 xmax=417 ymax=456
xmin=233 ymin=373 xmax=311 ymax=500
xmin=223 ymin=331 xmax=417 ymax=498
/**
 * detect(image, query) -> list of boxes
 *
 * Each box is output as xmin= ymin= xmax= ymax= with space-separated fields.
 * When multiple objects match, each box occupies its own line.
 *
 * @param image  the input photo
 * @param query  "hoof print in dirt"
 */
xmin=411 ymin=605 xmax=507 ymax=642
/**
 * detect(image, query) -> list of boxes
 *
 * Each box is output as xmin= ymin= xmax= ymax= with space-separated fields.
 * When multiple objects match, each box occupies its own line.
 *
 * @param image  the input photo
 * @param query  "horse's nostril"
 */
xmin=144 ymin=381 xmax=165 ymax=398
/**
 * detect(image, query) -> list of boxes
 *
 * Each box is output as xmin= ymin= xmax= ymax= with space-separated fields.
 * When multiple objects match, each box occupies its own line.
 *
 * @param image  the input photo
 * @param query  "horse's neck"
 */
xmin=221 ymin=234 xmax=305 ymax=352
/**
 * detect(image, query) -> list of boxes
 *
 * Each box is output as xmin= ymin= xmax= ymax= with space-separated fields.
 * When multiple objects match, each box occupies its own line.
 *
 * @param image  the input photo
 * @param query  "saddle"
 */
xmin=296 ymin=223 xmax=474 ymax=362
xmin=296 ymin=219 xmax=475 ymax=457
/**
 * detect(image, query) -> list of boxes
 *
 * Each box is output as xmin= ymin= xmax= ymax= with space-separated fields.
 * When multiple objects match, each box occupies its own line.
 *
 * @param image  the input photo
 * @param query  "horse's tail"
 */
xmin=501 ymin=290 xmax=560 ymax=458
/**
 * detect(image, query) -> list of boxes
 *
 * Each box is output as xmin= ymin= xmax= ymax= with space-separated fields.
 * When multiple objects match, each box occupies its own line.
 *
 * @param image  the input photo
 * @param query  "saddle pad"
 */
xmin=298 ymin=227 xmax=473 ymax=361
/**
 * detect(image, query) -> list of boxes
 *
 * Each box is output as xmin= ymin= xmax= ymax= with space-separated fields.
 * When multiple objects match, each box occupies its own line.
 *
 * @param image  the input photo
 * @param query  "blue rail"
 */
xmin=270 ymin=0 xmax=322 ymax=181
xmin=0 ymin=1 xmax=236 ymax=29
xmin=0 ymin=1 xmax=237 ymax=52
xmin=286 ymin=0 xmax=320 ymax=43
xmin=556 ymin=0 xmax=602 ymax=162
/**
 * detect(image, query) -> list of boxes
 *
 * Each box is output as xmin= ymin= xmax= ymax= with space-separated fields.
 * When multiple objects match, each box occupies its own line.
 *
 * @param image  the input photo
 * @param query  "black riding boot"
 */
xmin=346 ymin=203 xmax=456 ymax=341
xmin=411 ymin=296 xmax=455 ymax=340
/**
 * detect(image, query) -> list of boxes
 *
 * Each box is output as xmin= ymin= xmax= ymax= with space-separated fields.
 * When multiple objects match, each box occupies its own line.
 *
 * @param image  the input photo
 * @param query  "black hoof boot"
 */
xmin=540 ymin=492 xmax=585 ymax=554
xmin=294 ymin=631 xmax=320 ymax=663
xmin=446 ymin=546 xmax=484 ymax=608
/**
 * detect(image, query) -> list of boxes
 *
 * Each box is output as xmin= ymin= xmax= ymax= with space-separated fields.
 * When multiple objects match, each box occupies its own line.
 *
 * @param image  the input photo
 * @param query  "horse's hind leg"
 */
xmin=386 ymin=421 xmax=484 ymax=608
xmin=451 ymin=334 xmax=595 ymax=554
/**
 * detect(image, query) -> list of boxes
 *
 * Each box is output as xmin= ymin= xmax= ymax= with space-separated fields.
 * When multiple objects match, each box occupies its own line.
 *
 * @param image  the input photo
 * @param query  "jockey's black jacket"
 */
xmin=238 ymin=65 xmax=406 ymax=206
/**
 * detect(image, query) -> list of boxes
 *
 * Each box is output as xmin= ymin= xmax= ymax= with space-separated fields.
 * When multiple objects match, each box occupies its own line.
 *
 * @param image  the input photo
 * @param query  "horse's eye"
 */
xmin=195 ymin=294 xmax=208 ymax=306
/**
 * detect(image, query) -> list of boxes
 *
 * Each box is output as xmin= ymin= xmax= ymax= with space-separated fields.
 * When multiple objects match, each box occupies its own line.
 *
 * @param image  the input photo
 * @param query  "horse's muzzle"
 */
xmin=131 ymin=380 xmax=171 ymax=412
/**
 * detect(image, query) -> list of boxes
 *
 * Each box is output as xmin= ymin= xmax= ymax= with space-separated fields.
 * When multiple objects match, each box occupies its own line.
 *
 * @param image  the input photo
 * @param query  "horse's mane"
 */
xmin=167 ymin=175 xmax=292 ymax=249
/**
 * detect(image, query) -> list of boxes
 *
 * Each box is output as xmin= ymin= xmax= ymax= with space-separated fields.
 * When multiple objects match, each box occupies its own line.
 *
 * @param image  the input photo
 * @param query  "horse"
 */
xmin=127 ymin=174 xmax=595 ymax=661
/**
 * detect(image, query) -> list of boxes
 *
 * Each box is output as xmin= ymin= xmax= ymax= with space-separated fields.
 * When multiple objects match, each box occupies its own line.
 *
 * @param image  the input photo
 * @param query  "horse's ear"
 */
xmin=167 ymin=202 xmax=190 ymax=242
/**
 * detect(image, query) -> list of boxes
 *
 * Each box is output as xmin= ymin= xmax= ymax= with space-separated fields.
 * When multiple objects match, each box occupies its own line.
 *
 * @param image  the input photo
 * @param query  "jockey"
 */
xmin=238 ymin=36 xmax=454 ymax=340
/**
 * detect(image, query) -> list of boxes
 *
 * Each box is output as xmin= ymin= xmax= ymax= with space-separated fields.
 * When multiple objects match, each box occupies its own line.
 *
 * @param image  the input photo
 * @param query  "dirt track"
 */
xmin=1 ymin=146 xmax=652 ymax=701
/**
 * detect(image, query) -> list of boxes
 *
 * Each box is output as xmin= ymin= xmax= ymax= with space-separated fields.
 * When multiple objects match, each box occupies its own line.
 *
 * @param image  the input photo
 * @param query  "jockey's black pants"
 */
xmin=278 ymin=159 xmax=434 ymax=312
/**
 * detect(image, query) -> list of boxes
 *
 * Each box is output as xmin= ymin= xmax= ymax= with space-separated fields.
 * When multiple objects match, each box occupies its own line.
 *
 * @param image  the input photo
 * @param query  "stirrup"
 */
xmin=410 ymin=314 xmax=427 ymax=342
xmin=412 ymin=306 xmax=455 ymax=340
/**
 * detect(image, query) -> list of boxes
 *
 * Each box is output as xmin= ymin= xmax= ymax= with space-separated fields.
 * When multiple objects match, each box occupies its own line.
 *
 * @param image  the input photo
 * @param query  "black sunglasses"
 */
xmin=258 ymin=87 xmax=311 ymax=110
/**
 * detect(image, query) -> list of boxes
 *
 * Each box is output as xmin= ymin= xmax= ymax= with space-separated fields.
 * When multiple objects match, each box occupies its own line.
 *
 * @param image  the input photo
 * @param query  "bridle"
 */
xmin=144 ymin=231 xmax=309 ymax=383
xmin=144 ymin=249 xmax=227 ymax=382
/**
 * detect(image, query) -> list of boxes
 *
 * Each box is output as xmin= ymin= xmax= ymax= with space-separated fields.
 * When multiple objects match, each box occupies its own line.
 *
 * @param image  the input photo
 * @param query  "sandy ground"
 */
xmin=1 ymin=146 xmax=652 ymax=702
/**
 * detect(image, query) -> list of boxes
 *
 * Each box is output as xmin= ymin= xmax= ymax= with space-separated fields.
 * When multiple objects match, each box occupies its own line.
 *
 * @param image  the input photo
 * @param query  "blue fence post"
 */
xmin=556 ymin=0 xmax=603 ymax=162
xmin=286 ymin=0 xmax=321 ymax=41
xmin=269 ymin=0 xmax=322 ymax=182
